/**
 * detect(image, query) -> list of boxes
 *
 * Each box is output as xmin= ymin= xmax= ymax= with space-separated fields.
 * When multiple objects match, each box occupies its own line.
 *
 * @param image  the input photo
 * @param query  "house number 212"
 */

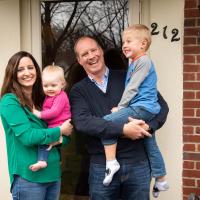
xmin=151 ymin=22 xmax=180 ymax=42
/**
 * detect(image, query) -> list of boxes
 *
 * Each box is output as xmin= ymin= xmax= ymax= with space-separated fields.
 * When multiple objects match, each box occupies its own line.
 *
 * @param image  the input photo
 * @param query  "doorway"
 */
xmin=40 ymin=1 xmax=130 ymax=199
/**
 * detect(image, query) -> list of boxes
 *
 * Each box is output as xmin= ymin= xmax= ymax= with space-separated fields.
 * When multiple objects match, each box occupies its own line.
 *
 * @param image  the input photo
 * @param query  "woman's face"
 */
xmin=17 ymin=57 xmax=37 ymax=90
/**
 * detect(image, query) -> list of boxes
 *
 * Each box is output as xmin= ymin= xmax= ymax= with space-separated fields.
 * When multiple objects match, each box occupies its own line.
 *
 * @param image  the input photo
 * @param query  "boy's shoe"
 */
xmin=188 ymin=193 xmax=200 ymax=200
xmin=152 ymin=186 xmax=160 ymax=198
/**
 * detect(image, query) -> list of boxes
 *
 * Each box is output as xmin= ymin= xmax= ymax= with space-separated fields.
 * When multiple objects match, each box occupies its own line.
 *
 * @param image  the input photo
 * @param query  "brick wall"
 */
xmin=183 ymin=0 xmax=200 ymax=199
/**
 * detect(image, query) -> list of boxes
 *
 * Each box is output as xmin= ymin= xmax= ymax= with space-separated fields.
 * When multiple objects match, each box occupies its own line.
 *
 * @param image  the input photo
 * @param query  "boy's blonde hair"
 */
xmin=42 ymin=65 xmax=66 ymax=87
xmin=122 ymin=24 xmax=152 ymax=51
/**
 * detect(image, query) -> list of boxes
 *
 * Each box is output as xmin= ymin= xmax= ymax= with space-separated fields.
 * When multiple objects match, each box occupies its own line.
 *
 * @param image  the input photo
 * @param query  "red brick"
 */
xmin=196 ymin=91 xmax=200 ymax=98
xmin=184 ymin=144 xmax=196 ymax=151
xmin=183 ymin=178 xmax=195 ymax=186
xmin=183 ymin=109 xmax=195 ymax=116
xmin=196 ymin=162 xmax=200 ymax=169
xmin=183 ymin=126 xmax=194 ymax=134
xmin=185 ymin=27 xmax=200 ymax=36
xmin=184 ymin=73 xmax=196 ymax=81
xmin=198 ymin=144 xmax=200 ymax=151
xmin=197 ymin=73 xmax=200 ymax=80
xmin=184 ymin=91 xmax=195 ymax=99
xmin=183 ymin=187 xmax=200 ymax=196
xmin=185 ymin=0 xmax=197 ymax=9
xmin=197 ymin=55 xmax=200 ymax=63
xmin=183 ymin=169 xmax=200 ymax=177
xmin=185 ymin=9 xmax=200 ymax=18
xmin=184 ymin=161 xmax=195 ymax=169
xmin=184 ymin=37 xmax=197 ymax=45
xmin=197 ymin=179 xmax=200 ymax=187
xmin=183 ymin=135 xmax=200 ymax=142
xmin=198 ymin=37 xmax=200 ymax=45
xmin=183 ymin=82 xmax=200 ymax=90
xmin=184 ymin=46 xmax=200 ymax=54
xmin=183 ymin=152 xmax=200 ymax=161
xmin=183 ymin=100 xmax=200 ymax=108
xmin=184 ymin=64 xmax=200 ymax=72
xmin=196 ymin=127 xmax=200 ymax=134
xmin=196 ymin=109 xmax=200 ymax=116
xmin=184 ymin=55 xmax=196 ymax=63
xmin=184 ymin=117 xmax=200 ymax=125
xmin=184 ymin=18 xmax=196 ymax=27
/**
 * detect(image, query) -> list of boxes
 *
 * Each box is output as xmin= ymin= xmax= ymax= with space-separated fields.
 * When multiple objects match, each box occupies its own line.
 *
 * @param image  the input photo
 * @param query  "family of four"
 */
xmin=0 ymin=24 xmax=169 ymax=200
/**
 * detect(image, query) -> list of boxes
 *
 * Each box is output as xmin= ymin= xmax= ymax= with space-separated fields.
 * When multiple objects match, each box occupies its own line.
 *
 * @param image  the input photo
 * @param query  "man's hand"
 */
xmin=140 ymin=123 xmax=150 ymax=132
xmin=123 ymin=117 xmax=152 ymax=140
xmin=111 ymin=107 xmax=119 ymax=113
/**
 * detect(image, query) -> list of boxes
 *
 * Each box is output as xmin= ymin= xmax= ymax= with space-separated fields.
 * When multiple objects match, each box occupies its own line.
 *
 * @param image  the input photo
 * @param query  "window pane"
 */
xmin=41 ymin=1 xmax=129 ymax=199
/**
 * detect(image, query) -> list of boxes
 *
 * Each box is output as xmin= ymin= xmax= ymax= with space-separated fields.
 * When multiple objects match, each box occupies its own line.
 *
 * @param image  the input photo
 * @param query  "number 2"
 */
xmin=171 ymin=28 xmax=180 ymax=42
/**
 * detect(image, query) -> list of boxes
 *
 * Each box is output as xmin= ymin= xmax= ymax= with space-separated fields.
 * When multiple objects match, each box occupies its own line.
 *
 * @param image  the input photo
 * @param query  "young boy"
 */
xmin=102 ymin=24 xmax=169 ymax=198
xmin=30 ymin=65 xmax=71 ymax=171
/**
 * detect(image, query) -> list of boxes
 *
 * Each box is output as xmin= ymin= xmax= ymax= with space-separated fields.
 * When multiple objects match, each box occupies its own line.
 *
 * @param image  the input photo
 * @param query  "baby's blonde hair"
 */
xmin=42 ymin=65 xmax=66 ymax=88
xmin=122 ymin=24 xmax=152 ymax=51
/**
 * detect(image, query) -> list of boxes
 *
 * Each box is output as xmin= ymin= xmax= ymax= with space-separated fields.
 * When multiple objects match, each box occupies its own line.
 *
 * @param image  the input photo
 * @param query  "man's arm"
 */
xmin=70 ymin=84 xmax=151 ymax=140
xmin=147 ymin=92 xmax=169 ymax=133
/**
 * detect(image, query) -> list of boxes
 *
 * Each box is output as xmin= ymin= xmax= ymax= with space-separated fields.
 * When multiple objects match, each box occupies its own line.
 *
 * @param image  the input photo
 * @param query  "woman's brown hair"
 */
xmin=1 ymin=51 xmax=44 ymax=110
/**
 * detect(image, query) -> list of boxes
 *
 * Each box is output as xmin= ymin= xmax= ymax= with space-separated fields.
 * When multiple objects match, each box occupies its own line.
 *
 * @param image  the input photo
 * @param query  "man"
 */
xmin=70 ymin=36 xmax=169 ymax=200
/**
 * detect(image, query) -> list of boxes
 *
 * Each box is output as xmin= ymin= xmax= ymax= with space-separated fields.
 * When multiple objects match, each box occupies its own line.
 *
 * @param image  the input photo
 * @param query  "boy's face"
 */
xmin=122 ymin=33 xmax=146 ymax=60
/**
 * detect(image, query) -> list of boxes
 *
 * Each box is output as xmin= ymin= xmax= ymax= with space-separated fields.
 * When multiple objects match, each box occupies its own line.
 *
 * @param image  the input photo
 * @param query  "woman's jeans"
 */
xmin=103 ymin=106 xmax=166 ymax=178
xmin=12 ymin=175 xmax=61 ymax=200
xmin=89 ymin=160 xmax=151 ymax=200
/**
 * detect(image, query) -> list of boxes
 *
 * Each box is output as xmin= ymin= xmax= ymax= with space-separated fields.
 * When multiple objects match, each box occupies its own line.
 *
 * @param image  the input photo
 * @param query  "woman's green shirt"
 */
xmin=0 ymin=93 xmax=70 ymax=186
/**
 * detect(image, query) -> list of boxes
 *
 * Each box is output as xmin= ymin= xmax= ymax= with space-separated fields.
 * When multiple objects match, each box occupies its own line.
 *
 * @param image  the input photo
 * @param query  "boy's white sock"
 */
xmin=155 ymin=180 xmax=169 ymax=191
xmin=103 ymin=159 xmax=120 ymax=186
xmin=152 ymin=180 xmax=169 ymax=198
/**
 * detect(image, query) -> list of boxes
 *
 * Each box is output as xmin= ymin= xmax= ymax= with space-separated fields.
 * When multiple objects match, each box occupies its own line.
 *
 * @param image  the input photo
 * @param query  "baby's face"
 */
xmin=42 ymin=74 xmax=64 ymax=97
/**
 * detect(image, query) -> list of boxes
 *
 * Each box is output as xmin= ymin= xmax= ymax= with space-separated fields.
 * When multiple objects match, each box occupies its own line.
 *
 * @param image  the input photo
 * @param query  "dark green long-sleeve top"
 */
xmin=0 ymin=93 xmax=70 ymax=187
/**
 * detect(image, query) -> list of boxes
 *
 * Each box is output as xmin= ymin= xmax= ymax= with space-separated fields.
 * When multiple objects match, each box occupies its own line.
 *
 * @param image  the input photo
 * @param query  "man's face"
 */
xmin=75 ymin=38 xmax=105 ymax=77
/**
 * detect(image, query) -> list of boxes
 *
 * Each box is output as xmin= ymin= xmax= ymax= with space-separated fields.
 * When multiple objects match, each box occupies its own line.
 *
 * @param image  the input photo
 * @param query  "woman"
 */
xmin=0 ymin=51 xmax=73 ymax=200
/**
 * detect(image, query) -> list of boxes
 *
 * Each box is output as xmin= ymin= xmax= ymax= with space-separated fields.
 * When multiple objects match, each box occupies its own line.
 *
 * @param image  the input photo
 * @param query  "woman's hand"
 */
xmin=60 ymin=119 xmax=73 ymax=136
